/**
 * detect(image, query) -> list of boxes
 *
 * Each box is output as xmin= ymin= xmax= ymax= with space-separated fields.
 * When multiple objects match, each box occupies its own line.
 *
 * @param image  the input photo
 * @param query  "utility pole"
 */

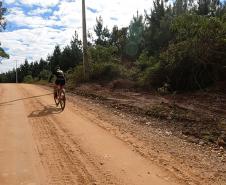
xmin=82 ymin=0 xmax=89 ymax=80
xmin=16 ymin=60 xmax=18 ymax=83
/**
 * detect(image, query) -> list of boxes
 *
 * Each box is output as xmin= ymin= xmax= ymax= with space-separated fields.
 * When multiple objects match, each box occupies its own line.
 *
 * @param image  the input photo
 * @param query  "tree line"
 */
xmin=1 ymin=0 xmax=226 ymax=91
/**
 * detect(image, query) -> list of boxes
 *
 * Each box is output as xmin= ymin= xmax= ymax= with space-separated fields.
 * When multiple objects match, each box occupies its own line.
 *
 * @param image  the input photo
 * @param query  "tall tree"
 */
xmin=94 ymin=16 xmax=110 ymax=46
xmin=0 ymin=2 xmax=8 ymax=59
xmin=48 ymin=45 xmax=61 ymax=72
xmin=173 ymin=0 xmax=190 ymax=15
xmin=110 ymin=26 xmax=128 ymax=59
xmin=0 ymin=2 xmax=6 ymax=31
xmin=145 ymin=0 xmax=173 ymax=55
xmin=70 ymin=31 xmax=83 ymax=65
xmin=126 ymin=12 xmax=145 ymax=59
xmin=60 ymin=32 xmax=83 ymax=71
xmin=197 ymin=0 xmax=221 ymax=16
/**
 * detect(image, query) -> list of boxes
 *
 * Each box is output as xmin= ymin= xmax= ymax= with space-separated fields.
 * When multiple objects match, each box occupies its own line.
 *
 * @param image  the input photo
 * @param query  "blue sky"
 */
xmin=0 ymin=0 xmax=152 ymax=73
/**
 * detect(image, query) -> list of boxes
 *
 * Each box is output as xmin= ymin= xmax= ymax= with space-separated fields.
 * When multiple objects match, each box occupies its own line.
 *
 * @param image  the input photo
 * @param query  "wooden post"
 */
xmin=82 ymin=0 xmax=89 ymax=80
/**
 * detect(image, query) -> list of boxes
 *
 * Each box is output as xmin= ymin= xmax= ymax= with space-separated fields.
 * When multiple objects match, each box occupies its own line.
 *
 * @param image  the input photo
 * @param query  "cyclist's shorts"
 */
xmin=55 ymin=78 xmax=65 ymax=86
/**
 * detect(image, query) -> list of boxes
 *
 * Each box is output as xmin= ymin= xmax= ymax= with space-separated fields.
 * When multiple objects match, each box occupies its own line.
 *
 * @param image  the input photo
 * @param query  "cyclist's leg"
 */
xmin=54 ymin=79 xmax=59 ymax=99
xmin=59 ymin=79 xmax=66 ymax=110
xmin=59 ymin=78 xmax=66 ymax=92
xmin=62 ymin=79 xmax=66 ymax=92
xmin=59 ymin=79 xmax=66 ymax=100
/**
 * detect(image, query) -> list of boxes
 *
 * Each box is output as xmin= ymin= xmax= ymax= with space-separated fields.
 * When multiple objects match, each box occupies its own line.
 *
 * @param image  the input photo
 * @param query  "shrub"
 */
xmin=137 ymin=51 xmax=158 ymax=71
xmin=159 ymin=14 xmax=226 ymax=91
xmin=39 ymin=69 xmax=51 ymax=80
xmin=89 ymin=45 xmax=118 ymax=64
xmin=135 ymin=51 xmax=167 ymax=89
xmin=137 ymin=62 xmax=166 ymax=89
xmin=23 ymin=75 xmax=33 ymax=83
xmin=160 ymin=42 xmax=218 ymax=90
xmin=66 ymin=65 xmax=86 ymax=88
xmin=90 ymin=63 xmax=121 ymax=81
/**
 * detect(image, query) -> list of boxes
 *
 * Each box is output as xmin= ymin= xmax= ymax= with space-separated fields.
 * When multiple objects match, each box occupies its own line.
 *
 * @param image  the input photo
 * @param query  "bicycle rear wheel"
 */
xmin=59 ymin=90 xmax=66 ymax=111
xmin=54 ymin=92 xmax=59 ymax=106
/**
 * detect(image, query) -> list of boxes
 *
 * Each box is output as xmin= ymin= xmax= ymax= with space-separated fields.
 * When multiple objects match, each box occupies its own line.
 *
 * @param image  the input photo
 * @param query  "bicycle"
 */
xmin=54 ymin=85 xmax=66 ymax=111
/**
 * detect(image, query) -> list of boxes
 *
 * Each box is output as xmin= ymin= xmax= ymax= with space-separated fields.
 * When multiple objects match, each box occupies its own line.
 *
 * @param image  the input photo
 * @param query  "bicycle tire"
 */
xmin=59 ymin=90 xmax=66 ymax=111
xmin=54 ymin=92 xmax=60 ymax=106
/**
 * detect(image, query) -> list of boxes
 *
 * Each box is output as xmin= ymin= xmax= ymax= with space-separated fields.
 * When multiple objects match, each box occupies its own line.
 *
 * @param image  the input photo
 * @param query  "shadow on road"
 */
xmin=0 ymin=93 xmax=53 ymax=106
xmin=28 ymin=105 xmax=62 ymax=117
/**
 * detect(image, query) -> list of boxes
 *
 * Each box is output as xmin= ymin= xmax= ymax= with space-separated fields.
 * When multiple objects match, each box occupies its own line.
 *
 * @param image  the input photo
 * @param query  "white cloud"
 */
xmin=4 ymin=0 xmax=16 ymax=4
xmin=28 ymin=7 xmax=53 ymax=16
xmin=0 ymin=27 xmax=75 ymax=72
xmin=6 ymin=7 xmax=59 ymax=28
xmin=19 ymin=0 xmax=60 ymax=7
xmin=0 ymin=0 xmax=154 ymax=72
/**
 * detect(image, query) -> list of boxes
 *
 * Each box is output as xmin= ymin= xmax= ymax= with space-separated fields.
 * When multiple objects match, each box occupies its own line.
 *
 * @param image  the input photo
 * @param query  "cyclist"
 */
xmin=49 ymin=66 xmax=66 ymax=99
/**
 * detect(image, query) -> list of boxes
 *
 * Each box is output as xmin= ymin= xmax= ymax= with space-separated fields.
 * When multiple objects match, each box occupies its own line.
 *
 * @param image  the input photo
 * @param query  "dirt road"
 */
xmin=0 ymin=84 xmax=184 ymax=185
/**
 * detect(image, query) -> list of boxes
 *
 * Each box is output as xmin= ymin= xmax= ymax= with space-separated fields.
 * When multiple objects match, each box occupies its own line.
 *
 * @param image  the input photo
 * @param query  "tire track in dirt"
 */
xmin=66 ymin=96 xmax=203 ymax=185
xmin=20 ymin=86 xmax=120 ymax=185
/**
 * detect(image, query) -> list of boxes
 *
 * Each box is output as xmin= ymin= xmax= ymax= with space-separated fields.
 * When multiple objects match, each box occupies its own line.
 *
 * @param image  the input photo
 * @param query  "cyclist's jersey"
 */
xmin=54 ymin=69 xmax=65 ymax=79
xmin=49 ymin=69 xmax=65 ymax=83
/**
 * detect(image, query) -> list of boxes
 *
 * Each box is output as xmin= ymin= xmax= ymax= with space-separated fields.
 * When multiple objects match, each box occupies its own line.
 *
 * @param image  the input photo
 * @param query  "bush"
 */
xmin=23 ymin=75 xmax=33 ymax=83
xmin=66 ymin=65 xmax=86 ymax=88
xmin=160 ymin=42 xmax=218 ymax=90
xmin=90 ymin=63 xmax=121 ymax=81
xmin=89 ymin=45 xmax=118 ymax=64
xmin=39 ymin=69 xmax=51 ymax=80
xmin=159 ymin=14 xmax=226 ymax=91
xmin=134 ymin=51 xmax=167 ymax=90
xmin=137 ymin=51 xmax=158 ymax=71
xmin=137 ymin=62 xmax=166 ymax=89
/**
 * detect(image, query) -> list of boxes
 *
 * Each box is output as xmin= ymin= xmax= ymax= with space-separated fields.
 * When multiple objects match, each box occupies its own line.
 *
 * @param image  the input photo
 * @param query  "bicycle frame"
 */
xmin=54 ymin=85 xmax=66 ymax=111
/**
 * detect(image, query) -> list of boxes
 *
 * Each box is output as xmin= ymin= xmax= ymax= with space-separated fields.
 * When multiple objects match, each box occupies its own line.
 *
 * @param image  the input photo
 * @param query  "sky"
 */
xmin=0 ymin=0 xmax=152 ymax=73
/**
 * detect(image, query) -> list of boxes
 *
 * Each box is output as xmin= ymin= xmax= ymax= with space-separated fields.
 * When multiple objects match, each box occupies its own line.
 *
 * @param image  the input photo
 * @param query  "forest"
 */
xmin=1 ymin=0 xmax=226 ymax=92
